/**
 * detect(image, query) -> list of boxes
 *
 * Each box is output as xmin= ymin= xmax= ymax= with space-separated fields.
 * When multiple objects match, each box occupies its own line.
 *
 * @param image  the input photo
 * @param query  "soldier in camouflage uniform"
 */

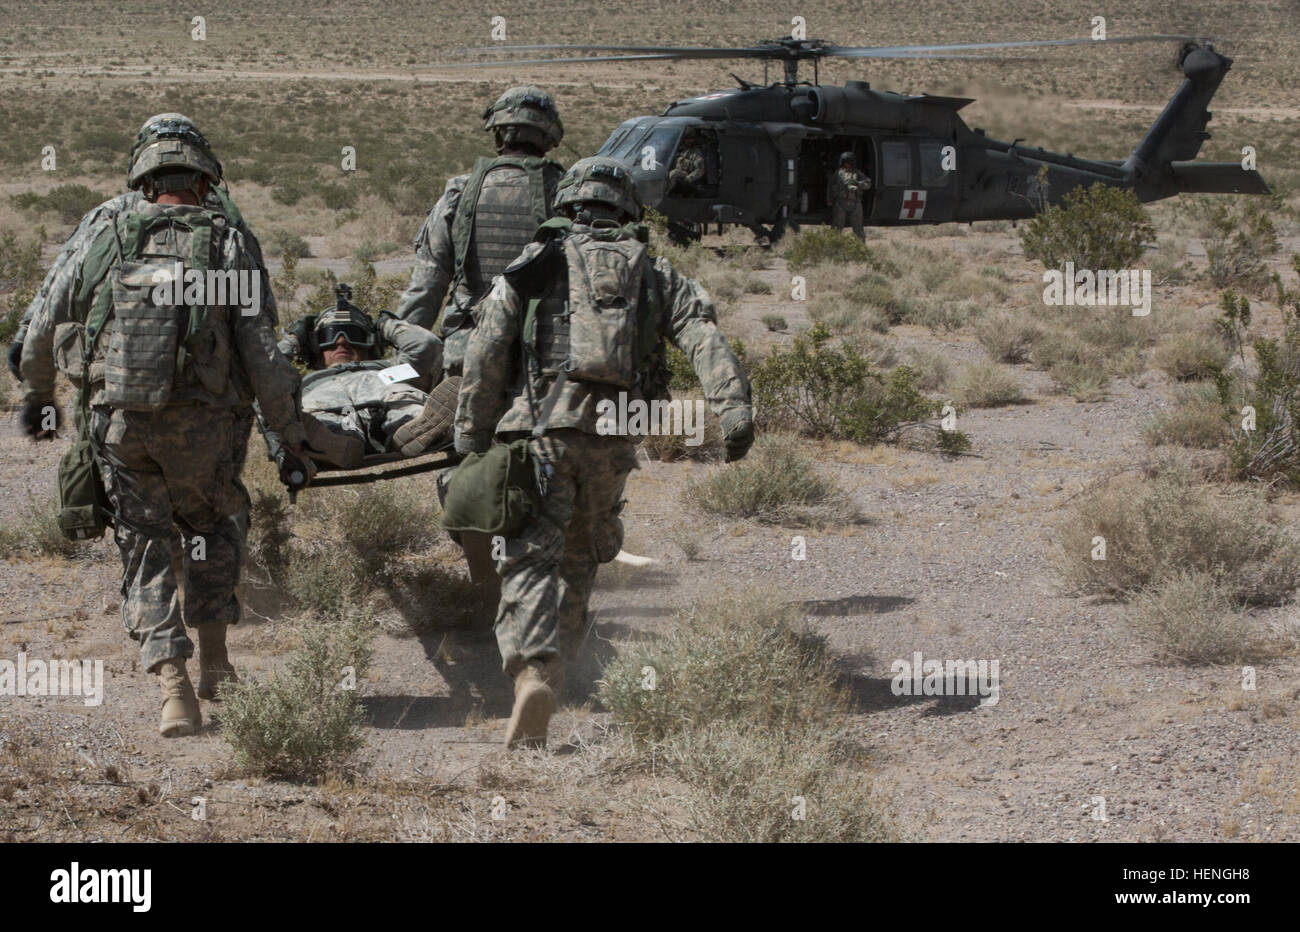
xmin=18 ymin=118 xmax=308 ymax=738
xmin=394 ymin=85 xmax=567 ymax=619
xmin=456 ymin=156 xmax=754 ymax=748
xmin=275 ymin=284 xmax=456 ymax=468
xmin=7 ymin=115 xmax=273 ymax=701
xmin=667 ymin=130 xmax=707 ymax=195
xmin=828 ymin=150 xmax=871 ymax=240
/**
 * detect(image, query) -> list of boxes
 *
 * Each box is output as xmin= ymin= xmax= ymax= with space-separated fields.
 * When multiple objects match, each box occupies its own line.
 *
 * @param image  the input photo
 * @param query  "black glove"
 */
xmin=276 ymin=447 xmax=310 ymax=490
xmin=287 ymin=315 xmax=317 ymax=360
xmin=6 ymin=341 xmax=22 ymax=381
xmin=20 ymin=399 xmax=59 ymax=440
xmin=724 ymin=419 xmax=754 ymax=463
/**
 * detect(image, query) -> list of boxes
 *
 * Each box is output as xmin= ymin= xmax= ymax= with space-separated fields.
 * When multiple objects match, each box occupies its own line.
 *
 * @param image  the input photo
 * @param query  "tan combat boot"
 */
xmin=155 ymin=657 xmax=201 ymax=737
xmin=196 ymin=623 xmax=239 ymax=701
xmin=393 ymin=377 xmax=461 ymax=457
xmin=504 ymin=660 xmax=559 ymax=749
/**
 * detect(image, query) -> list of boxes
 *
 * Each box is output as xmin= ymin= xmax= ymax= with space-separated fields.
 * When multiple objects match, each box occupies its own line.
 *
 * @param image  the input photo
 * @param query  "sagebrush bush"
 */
xmin=1020 ymin=175 xmax=1155 ymax=271
xmin=761 ymin=313 xmax=787 ymax=332
xmin=639 ymin=394 xmax=723 ymax=463
xmin=599 ymin=591 xmax=895 ymax=842
xmin=949 ymin=362 xmax=1026 ymax=408
xmin=220 ymin=612 xmax=374 ymax=780
xmin=683 ymin=434 xmax=857 ymax=526
xmin=1125 ymin=570 xmax=1258 ymax=664
xmin=1142 ymin=381 xmax=1231 ymax=450
xmin=0 ymin=493 xmax=80 ymax=560
xmin=976 ymin=310 xmax=1043 ymax=364
xmin=1056 ymin=465 xmax=1300 ymax=606
xmin=1152 ymin=326 xmax=1230 ymax=382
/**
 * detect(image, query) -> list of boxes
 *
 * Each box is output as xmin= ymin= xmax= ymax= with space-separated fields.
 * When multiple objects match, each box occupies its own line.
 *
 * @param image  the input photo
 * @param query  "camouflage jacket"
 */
xmin=828 ymin=167 xmax=870 ymax=203
xmin=20 ymin=202 xmax=304 ymax=446
xmin=13 ymin=187 xmax=272 ymax=346
xmin=672 ymin=146 xmax=706 ymax=184
xmin=299 ymin=316 xmax=442 ymax=413
xmin=455 ymin=224 xmax=752 ymax=453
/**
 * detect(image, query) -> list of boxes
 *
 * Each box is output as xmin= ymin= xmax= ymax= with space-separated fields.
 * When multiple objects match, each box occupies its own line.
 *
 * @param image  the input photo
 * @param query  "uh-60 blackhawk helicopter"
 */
xmin=446 ymin=35 xmax=1269 ymax=243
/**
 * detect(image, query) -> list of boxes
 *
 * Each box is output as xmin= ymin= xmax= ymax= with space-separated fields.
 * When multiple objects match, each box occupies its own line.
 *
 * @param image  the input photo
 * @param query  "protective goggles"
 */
xmin=315 ymin=322 xmax=376 ymax=348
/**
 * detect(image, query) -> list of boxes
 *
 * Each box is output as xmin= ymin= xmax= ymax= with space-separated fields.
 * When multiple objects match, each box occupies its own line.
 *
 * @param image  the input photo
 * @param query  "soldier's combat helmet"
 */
xmin=483 ymin=86 xmax=564 ymax=152
xmin=309 ymin=284 xmax=380 ymax=367
xmin=553 ymin=156 xmax=643 ymax=221
xmin=839 ymin=151 xmax=856 ymax=165
xmin=127 ymin=113 xmax=223 ymax=194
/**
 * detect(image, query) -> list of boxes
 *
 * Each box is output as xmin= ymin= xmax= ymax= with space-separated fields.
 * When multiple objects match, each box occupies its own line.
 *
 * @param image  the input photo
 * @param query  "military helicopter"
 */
xmin=444 ymin=36 xmax=1269 ymax=243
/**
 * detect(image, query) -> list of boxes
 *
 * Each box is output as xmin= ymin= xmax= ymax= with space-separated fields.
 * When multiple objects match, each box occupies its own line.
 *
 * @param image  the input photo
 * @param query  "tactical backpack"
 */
xmin=520 ymin=218 xmax=667 ymax=397
xmin=86 ymin=206 xmax=233 ymax=410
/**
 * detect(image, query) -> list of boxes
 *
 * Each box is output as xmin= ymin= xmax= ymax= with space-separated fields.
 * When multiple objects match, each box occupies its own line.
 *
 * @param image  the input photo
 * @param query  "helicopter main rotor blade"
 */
xmin=825 ymin=34 xmax=1211 ymax=57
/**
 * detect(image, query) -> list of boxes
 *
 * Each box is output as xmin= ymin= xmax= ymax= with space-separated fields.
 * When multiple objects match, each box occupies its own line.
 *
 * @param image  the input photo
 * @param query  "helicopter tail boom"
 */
xmin=1123 ymin=44 xmax=1267 ymax=200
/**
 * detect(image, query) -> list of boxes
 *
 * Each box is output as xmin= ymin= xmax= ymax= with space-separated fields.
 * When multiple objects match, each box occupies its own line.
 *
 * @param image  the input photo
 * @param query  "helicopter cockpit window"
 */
xmin=644 ymin=126 xmax=683 ymax=171
xmin=920 ymin=143 xmax=954 ymax=187
xmin=881 ymin=141 xmax=912 ymax=187
xmin=605 ymin=125 xmax=652 ymax=163
xmin=598 ymin=124 xmax=638 ymax=158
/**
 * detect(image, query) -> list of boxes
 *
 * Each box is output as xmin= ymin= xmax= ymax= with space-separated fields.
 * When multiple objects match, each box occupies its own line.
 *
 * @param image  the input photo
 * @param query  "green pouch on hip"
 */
xmin=57 ymin=439 xmax=109 ymax=542
xmin=441 ymin=438 xmax=541 ymax=536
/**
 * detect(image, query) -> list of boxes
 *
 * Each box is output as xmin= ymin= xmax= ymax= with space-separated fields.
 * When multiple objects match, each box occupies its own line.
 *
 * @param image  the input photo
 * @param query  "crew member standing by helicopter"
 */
xmin=828 ymin=151 xmax=870 ymax=240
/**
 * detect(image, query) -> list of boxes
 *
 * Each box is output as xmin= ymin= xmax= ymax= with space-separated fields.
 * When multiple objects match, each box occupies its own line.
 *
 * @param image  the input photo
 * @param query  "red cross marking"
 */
xmin=900 ymin=190 xmax=926 ymax=220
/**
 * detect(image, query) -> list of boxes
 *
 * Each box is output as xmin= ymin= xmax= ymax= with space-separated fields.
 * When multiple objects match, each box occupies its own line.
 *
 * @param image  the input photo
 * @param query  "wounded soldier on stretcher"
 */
xmin=275 ymin=284 xmax=460 ymax=469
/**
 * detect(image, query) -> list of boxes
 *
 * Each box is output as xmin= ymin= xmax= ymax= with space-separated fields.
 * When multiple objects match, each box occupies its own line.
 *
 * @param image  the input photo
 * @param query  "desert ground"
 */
xmin=1 ymin=1 xmax=1299 ymax=842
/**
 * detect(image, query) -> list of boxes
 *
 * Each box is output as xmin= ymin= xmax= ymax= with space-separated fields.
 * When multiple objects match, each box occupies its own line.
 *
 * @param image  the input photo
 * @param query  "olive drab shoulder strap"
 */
xmin=449 ymin=155 xmax=563 ymax=295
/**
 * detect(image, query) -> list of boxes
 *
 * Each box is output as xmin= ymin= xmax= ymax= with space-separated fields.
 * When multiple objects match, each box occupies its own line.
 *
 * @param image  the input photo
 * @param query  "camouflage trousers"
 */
xmin=493 ymin=429 xmax=639 ymax=677
xmin=93 ymin=405 xmax=251 ymax=674
xmin=831 ymin=199 xmax=865 ymax=240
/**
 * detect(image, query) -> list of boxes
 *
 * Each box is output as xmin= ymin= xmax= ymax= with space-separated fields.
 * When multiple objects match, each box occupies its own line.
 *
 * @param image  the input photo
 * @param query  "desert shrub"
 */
xmin=1125 ymin=570 xmax=1258 ymax=664
xmin=684 ymin=433 xmax=857 ymax=526
xmin=843 ymin=273 xmax=906 ymax=325
xmin=10 ymin=183 xmax=110 ymax=224
xmin=0 ymin=493 xmax=79 ymax=559
xmin=1020 ymin=175 xmax=1156 ymax=271
xmin=761 ymin=313 xmax=787 ymax=332
xmin=809 ymin=293 xmax=889 ymax=334
xmin=949 ymin=362 xmax=1026 ymax=408
xmin=1142 ymin=381 xmax=1231 ymax=449
xmin=0 ymin=229 xmax=46 ymax=341
xmin=1056 ymin=465 xmax=1300 ymax=606
xmin=750 ymin=322 xmax=961 ymax=448
xmin=785 ymin=228 xmax=876 ymax=271
xmin=976 ymin=310 xmax=1043 ymax=364
xmin=599 ymin=591 xmax=895 ymax=842
xmin=267 ymin=229 xmax=311 ymax=259
xmin=1152 ymin=325 xmax=1230 ymax=382
xmin=1204 ymin=201 xmax=1279 ymax=292
xmin=743 ymin=277 xmax=772 ymax=295
xmin=1215 ymin=270 xmax=1300 ymax=484
xmin=220 ymin=612 xmax=374 ymax=780
xmin=902 ymin=346 xmax=951 ymax=392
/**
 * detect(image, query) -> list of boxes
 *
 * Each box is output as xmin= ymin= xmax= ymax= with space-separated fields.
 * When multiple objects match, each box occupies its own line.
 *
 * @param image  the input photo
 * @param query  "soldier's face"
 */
xmin=323 ymin=334 xmax=362 ymax=366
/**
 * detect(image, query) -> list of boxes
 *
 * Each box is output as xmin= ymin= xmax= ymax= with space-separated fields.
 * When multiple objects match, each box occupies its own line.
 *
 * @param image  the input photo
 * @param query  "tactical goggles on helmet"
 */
xmin=315 ymin=322 xmax=376 ymax=349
